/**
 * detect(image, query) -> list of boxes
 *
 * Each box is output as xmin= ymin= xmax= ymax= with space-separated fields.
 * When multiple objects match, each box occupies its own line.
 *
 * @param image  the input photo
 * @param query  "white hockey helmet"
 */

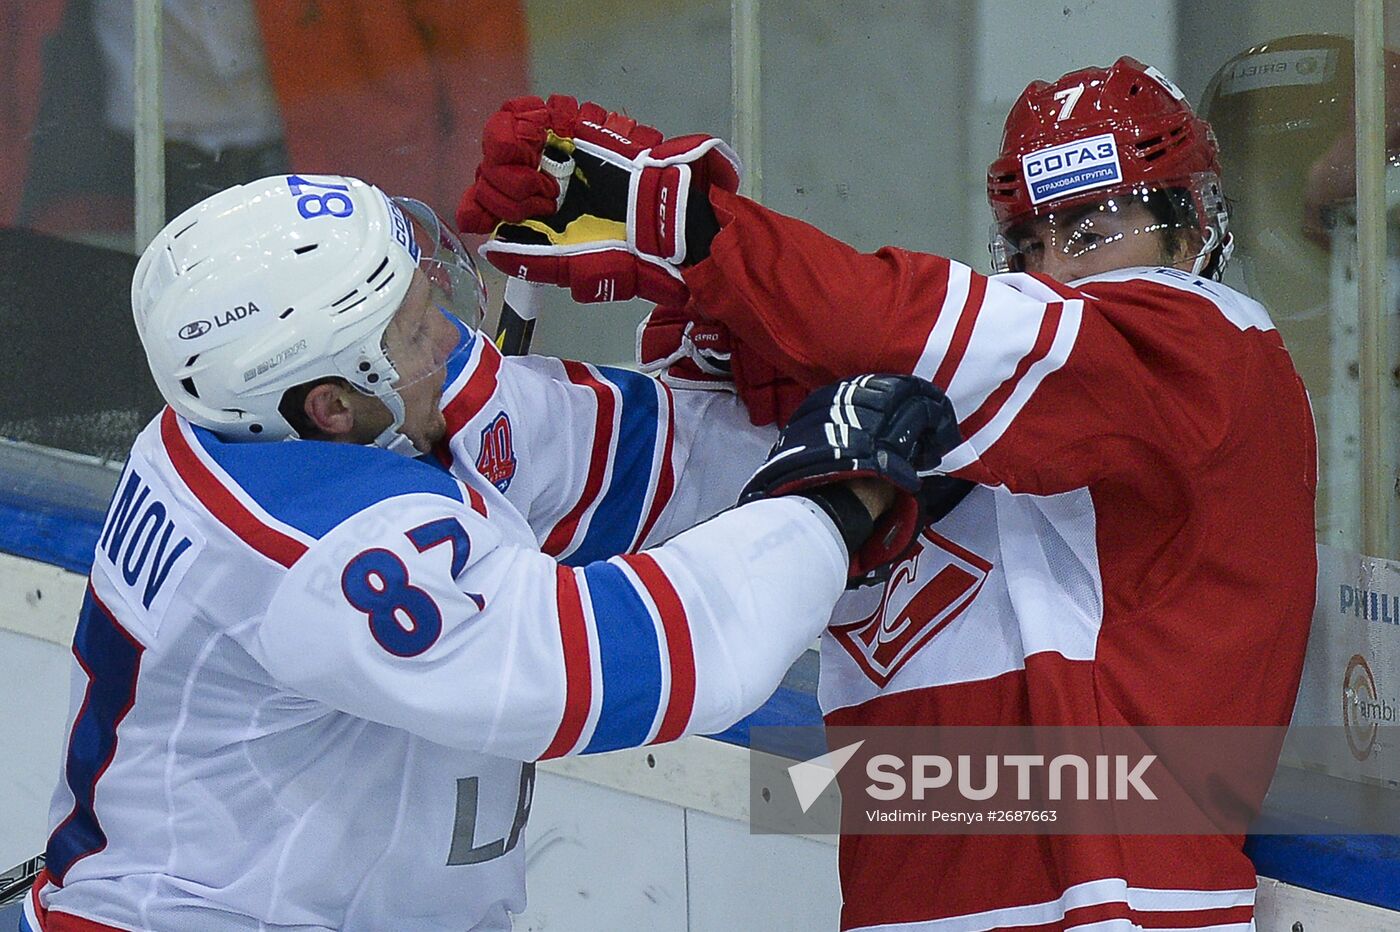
xmin=133 ymin=174 xmax=485 ymax=453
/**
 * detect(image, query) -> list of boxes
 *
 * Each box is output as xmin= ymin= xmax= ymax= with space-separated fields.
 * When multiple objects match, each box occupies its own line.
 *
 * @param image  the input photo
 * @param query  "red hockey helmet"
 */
xmin=987 ymin=57 xmax=1232 ymax=280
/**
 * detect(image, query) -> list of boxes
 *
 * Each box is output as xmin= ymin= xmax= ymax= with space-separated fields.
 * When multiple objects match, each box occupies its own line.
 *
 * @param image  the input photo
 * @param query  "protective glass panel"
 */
xmin=1193 ymin=21 xmax=1365 ymax=553
xmin=1 ymin=2 xmax=159 ymax=462
xmin=1388 ymin=7 xmax=1400 ymax=563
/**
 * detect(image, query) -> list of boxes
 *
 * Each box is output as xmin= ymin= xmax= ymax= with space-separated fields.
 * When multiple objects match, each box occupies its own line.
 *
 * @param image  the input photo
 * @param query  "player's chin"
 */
xmin=416 ymin=410 xmax=449 ymax=452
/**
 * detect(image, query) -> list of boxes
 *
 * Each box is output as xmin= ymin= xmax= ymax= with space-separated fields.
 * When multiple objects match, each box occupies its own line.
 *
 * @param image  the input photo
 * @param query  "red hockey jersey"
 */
xmin=685 ymin=191 xmax=1318 ymax=931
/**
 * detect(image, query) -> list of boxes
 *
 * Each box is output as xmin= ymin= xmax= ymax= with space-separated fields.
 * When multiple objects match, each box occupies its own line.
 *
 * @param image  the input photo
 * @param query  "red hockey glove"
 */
xmin=458 ymin=95 xmax=740 ymax=306
xmin=457 ymin=95 xmax=656 ymax=232
xmin=636 ymin=304 xmax=812 ymax=426
xmin=636 ymin=304 xmax=734 ymax=391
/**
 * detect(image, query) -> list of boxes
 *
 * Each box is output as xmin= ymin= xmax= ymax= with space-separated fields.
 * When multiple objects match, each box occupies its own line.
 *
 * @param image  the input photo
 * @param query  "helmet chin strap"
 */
xmin=377 ymin=428 xmax=421 ymax=457
xmin=1188 ymin=228 xmax=1234 ymax=281
xmin=371 ymin=387 xmax=421 ymax=457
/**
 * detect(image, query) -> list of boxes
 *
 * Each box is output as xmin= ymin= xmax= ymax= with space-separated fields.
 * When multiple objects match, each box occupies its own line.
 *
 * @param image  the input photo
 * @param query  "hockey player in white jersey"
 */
xmin=23 ymin=174 xmax=967 ymax=931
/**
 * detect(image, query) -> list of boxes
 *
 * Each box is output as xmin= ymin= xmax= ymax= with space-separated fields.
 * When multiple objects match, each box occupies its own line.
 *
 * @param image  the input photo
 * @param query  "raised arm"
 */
xmin=255 ymin=490 xmax=844 ymax=761
xmin=684 ymin=195 xmax=1307 ymax=499
xmin=259 ymin=373 xmax=955 ymax=760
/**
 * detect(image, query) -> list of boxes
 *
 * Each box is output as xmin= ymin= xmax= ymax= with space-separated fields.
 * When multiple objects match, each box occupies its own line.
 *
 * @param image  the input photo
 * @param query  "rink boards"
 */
xmin=2 ymin=439 xmax=1398 ymax=931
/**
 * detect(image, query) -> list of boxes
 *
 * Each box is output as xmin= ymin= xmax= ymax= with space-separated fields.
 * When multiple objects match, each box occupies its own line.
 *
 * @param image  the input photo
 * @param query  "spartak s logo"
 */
xmin=476 ymin=411 xmax=516 ymax=493
xmin=829 ymin=530 xmax=992 ymax=688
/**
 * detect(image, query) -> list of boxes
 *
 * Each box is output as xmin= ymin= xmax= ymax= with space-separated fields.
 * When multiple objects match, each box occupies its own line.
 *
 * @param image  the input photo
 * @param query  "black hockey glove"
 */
xmin=739 ymin=374 xmax=971 ymax=587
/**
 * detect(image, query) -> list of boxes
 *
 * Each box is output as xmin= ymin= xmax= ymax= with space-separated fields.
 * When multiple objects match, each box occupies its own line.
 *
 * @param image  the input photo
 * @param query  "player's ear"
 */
xmin=302 ymin=382 xmax=360 ymax=441
xmin=1169 ymin=234 xmax=1202 ymax=273
xmin=1153 ymin=219 xmax=1193 ymax=272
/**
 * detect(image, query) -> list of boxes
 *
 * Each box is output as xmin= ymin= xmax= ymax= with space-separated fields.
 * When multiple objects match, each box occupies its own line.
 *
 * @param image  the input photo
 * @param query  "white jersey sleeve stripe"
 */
xmin=576 ymin=572 xmax=608 ymax=753
xmin=845 ymin=877 xmax=1255 ymax=931
xmin=939 ymin=299 xmax=1083 ymax=475
xmin=634 ymin=381 xmax=679 ymax=550
xmin=990 ymin=269 xmax=1076 ymax=304
xmin=927 ymin=272 xmax=990 ymax=390
xmin=911 ymin=261 xmax=973 ymax=384
xmin=934 ymin=286 xmax=1052 ymax=432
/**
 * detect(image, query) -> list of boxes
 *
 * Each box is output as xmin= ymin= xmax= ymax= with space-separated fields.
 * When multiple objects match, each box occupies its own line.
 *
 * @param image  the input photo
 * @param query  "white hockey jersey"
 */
xmin=30 ymin=326 xmax=834 ymax=932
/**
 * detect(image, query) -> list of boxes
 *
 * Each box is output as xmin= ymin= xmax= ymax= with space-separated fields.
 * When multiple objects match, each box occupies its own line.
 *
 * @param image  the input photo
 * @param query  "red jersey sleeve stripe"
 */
xmin=434 ymin=338 xmax=503 ymax=466
xmin=158 ymin=409 xmax=307 ymax=568
xmin=907 ymin=259 xmax=967 ymax=381
xmin=1027 ymin=271 xmax=1087 ymax=301
xmin=633 ymin=382 xmax=678 ymax=550
xmin=956 ymin=301 xmax=1063 ymax=441
xmin=463 ymin=483 xmax=489 ymax=518
xmin=542 ymin=361 xmax=617 ymax=557
xmin=623 ymin=553 xmax=696 ymax=744
xmin=930 ymin=273 xmax=990 ymax=390
xmin=541 ymin=566 xmax=593 ymax=759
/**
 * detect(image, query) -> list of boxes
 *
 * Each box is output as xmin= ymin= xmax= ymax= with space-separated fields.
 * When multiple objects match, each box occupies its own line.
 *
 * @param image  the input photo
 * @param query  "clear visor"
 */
xmin=374 ymin=198 xmax=486 ymax=396
xmin=989 ymin=185 xmax=1207 ymax=279
xmin=395 ymin=196 xmax=488 ymax=329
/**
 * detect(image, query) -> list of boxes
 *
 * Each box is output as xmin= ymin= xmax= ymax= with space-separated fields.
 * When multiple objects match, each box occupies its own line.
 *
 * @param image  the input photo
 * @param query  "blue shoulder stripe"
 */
xmin=580 ymin=560 xmax=663 ymax=753
xmin=562 ymin=367 xmax=660 ymax=566
xmin=190 ymin=426 xmax=464 ymax=540
xmin=442 ymin=313 xmax=479 ymax=388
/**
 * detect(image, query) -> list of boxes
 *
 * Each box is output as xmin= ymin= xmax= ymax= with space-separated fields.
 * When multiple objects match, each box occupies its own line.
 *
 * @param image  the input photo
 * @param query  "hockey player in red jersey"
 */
xmin=460 ymin=57 xmax=1318 ymax=931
